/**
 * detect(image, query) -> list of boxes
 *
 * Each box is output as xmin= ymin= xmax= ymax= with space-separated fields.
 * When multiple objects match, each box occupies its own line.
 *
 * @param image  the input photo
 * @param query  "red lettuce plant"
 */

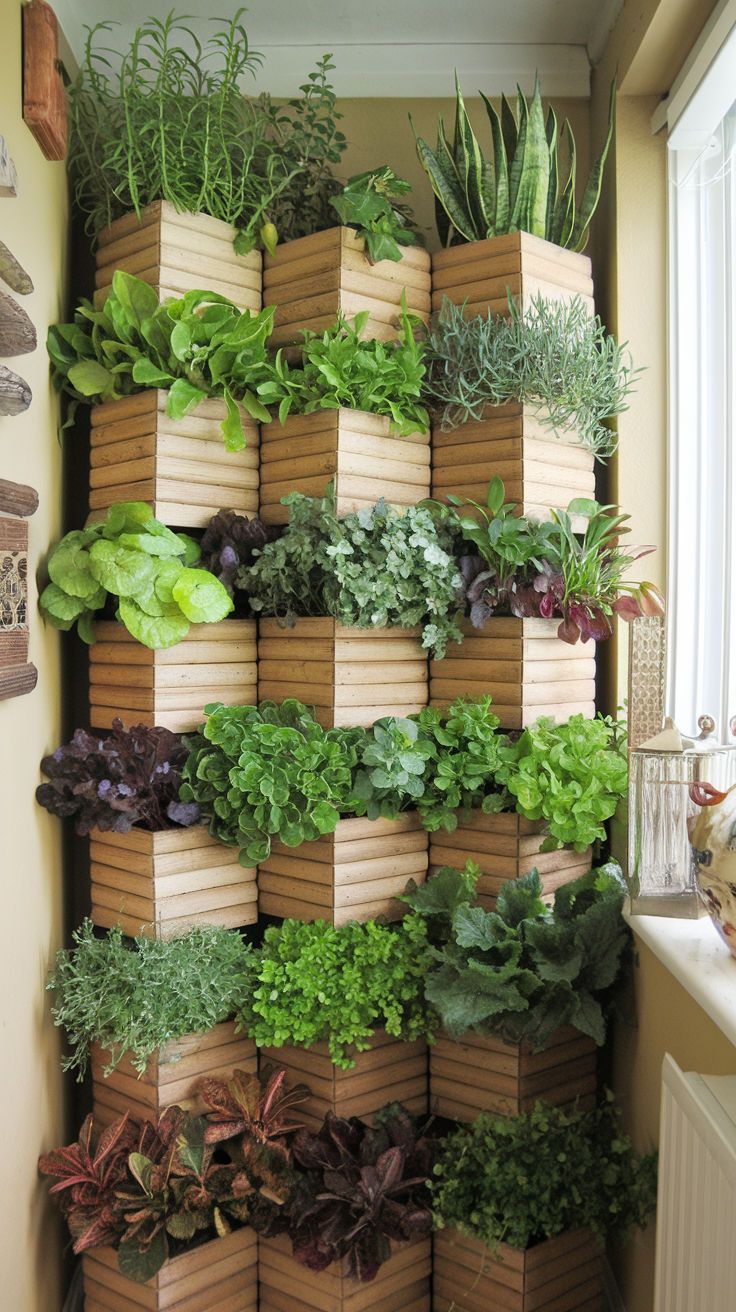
xmin=286 ymin=1105 xmax=435 ymax=1281
xmin=199 ymin=511 xmax=277 ymax=597
xmin=36 ymin=718 xmax=199 ymax=834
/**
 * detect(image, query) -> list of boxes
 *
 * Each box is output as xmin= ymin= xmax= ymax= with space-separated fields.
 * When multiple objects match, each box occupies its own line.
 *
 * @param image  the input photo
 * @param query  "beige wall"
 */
xmin=0 ymin=5 xmax=68 ymax=1310
xmin=337 ymin=97 xmax=591 ymax=253
xmin=591 ymin=3 xmax=736 ymax=1309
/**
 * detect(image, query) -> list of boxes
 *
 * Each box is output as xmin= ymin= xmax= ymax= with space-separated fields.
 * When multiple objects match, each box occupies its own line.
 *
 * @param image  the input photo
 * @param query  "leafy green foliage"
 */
xmin=331 ymin=167 xmax=420 ymax=263
xmin=424 ymin=294 xmax=638 ymax=456
xmin=67 ymin=13 xmax=346 ymax=252
xmin=413 ymin=74 xmax=615 ymax=252
xmin=36 ymin=719 xmax=198 ymax=835
xmin=287 ymin=1106 xmax=435 ymax=1280
xmin=239 ymin=492 xmax=464 ymax=658
xmin=255 ymin=301 xmax=429 ymax=436
xmin=412 ymin=698 xmax=507 ymax=831
xmin=402 ymin=863 xmax=630 ymax=1047
xmin=240 ymin=916 xmax=433 ymax=1067
xmin=47 ymin=272 xmax=274 ymax=447
xmin=180 ymin=700 xmax=364 ymax=864
xmin=39 ymin=501 xmax=232 ymax=646
xmin=352 ymin=717 xmax=437 ymax=819
xmin=47 ymin=922 xmax=252 ymax=1078
xmin=495 ymin=713 xmax=629 ymax=850
xmin=431 ymin=1092 xmax=658 ymax=1251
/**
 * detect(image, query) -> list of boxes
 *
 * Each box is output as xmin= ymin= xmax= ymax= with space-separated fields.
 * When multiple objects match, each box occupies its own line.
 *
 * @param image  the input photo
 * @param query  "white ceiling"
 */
xmin=54 ymin=0 xmax=625 ymax=96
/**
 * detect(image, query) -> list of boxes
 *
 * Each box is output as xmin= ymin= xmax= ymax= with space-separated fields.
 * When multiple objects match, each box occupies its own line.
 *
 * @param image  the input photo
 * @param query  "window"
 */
xmin=666 ymin=7 xmax=736 ymax=740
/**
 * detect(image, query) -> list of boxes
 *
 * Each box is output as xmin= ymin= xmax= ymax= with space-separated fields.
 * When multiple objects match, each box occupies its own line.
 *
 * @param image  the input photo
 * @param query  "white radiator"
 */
xmin=654 ymin=1054 xmax=736 ymax=1311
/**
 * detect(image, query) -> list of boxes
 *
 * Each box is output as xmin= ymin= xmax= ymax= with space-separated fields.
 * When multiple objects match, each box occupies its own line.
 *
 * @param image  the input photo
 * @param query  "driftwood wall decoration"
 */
xmin=0 ymin=479 xmax=38 ymax=701
xmin=0 ymin=365 xmax=32 ymax=416
xmin=0 ymin=291 xmax=36 ymax=356
xmin=22 ymin=0 xmax=68 ymax=161
xmin=0 ymin=240 xmax=35 ymax=413
xmin=0 ymin=242 xmax=33 ymax=295
xmin=0 ymin=136 xmax=18 ymax=197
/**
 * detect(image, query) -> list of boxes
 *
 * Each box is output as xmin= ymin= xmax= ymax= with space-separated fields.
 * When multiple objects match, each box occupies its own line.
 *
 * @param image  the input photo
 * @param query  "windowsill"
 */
xmin=624 ymin=909 xmax=736 ymax=1049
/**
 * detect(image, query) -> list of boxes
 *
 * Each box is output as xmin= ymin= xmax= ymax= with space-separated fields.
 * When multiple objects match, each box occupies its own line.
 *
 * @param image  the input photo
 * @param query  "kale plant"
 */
xmin=431 ymin=1093 xmax=658 ymax=1251
xmin=39 ymin=501 xmax=232 ymax=647
xmin=240 ymin=916 xmax=432 ymax=1067
xmin=424 ymin=294 xmax=638 ymax=456
xmin=47 ymin=921 xmax=252 ymax=1078
xmin=238 ymin=492 xmax=464 ymax=658
xmin=402 ymin=863 xmax=630 ymax=1047
xmin=36 ymin=719 xmax=198 ymax=835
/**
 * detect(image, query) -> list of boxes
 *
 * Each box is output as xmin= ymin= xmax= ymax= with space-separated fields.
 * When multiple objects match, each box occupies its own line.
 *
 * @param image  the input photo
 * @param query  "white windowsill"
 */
xmin=624 ymin=909 xmax=736 ymax=1049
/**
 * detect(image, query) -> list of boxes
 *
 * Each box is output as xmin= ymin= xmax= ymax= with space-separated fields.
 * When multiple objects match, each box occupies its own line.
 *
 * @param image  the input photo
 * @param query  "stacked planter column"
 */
xmin=83 ymin=208 xmax=261 ymax=1308
xmin=257 ymin=230 xmax=432 ymax=1312
xmin=429 ymin=233 xmax=603 ymax=1312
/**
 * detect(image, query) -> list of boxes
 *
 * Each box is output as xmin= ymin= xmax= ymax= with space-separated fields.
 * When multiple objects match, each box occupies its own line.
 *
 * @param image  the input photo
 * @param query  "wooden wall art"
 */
xmin=0 ymin=241 xmax=33 ymax=294
xmin=0 ymin=479 xmax=38 ymax=700
xmin=0 ymin=240 xmax=34 ymax=414
xmin=0 ymin=137 xmax=18 ymax=197
xmin=22 ymin=0 xmax=68 ymax=161
xmin=0 ymin=365 xmax=32 ymax=416
xmin=0 ymin=290 xmax=36 ymax=356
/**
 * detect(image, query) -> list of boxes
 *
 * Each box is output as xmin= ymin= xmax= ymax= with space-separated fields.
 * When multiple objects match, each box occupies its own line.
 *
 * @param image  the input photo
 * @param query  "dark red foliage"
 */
xmin=38 ymin=1113 xmax=138 ymax=1253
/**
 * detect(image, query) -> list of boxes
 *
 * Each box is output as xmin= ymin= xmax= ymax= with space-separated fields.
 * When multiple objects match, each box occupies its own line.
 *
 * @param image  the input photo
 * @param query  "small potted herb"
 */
xmin=47 ymin=921 xmax=255 ymax=1121
xmin=402 ymin=862 xmax=630 ymax=1122
xmin=37 ymin=718 xmax=257 ymax=937
xmin=244 ymin=914 xmax=432 ymax=1124
xmin=430 ymin=1095 xmax=657 ymax=1312
xmin=260 ymin=1105 xmax=434 ymax=1307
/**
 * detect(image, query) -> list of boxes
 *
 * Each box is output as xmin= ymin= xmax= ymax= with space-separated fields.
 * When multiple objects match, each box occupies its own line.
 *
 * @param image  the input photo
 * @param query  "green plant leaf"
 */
xmin=88 ymin=539 xmax=157 ymax=598
xmin=171 ymin=568 xmax=233 ymax=623
xmin=117 ymin=597 xmax=190 ymax=648
xmin=571 ymin=79 xmax=616 ymax=252
xmin=117 ymin=1229 xmax=168 ymax=1284
xmin=67 ymin=360 xmax=114 ymax=397
xmin=111 ymin=270 xmax=159 ymax=329
xmin=167 ymin=377 xmax=207 ymax=420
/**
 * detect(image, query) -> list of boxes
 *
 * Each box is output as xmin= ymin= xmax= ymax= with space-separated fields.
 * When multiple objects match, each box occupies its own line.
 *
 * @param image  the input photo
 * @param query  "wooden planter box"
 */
xmin=84 ymin=1227 xmax=258 ymax=1312
xmin=429 ymin=1027 xmax=597 ymax=1122
xmin=259 ymin=408 xmax=430 ymax=524
xmin=258 ymin=619 xmax=428 ymax=729
xmin=258 ymin=813 xmax=428 ymax=924
xmin=95 ymin=200 xmax=262 ymax=310
xmin=89 ymin=618 xmax=257 ymax=732
xmin=89 ymin=392 xmax=259 ymax=529
xmin=433 ymin=1227 xmax=603 ymax=1312
xmin=429 ymin=812 xmax=592 ymax=908
xmin=90 ymin=825 xmax=257 ymax=938
xmin=429 ymin=617 xmax=595 ymax=729
xmin=263 ymin=225 xmax=430 ymax=346
xmin=259 ymin=1234 xmax=431 ymax=1312
xmin=431 ymin=231 xmax=593 ymax=320
xmin=431 ymin=403 xmax=595 ymax=524
xmin=92 ymin=1021 xmax=257 ymax=1126
xmin=259 ymin=1029 xmax=427 ymax=1130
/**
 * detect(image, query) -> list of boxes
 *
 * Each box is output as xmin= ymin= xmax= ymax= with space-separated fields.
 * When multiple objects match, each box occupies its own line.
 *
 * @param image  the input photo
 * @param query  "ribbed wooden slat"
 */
xmin=433 ymin=1227 xmax=604 ymax=1312
xmin=83 ymin=1228 xmax=257 ymax=1311
xmin=259 ymin=1234 xmax=431 ymax=1311
xmin=431 ymin=232 xmax=593 ymax=318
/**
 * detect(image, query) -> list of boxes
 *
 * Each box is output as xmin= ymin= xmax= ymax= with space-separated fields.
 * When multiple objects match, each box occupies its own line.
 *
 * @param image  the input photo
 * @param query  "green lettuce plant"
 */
xmin=402 ymin=862 xmax=630 ymax=1047
xmin=180 ymin=699 xmax=364 ymax=864
xmin=255 ymin=301 xmax=428 ymax=435
xmin=412 ymin=74 xmax=615 ymax=251
xmin=240 ymin=916 xmax=432 ymax=1067
xmin=495 ymin=713 xmax=628 ymax=850
xmin=412 ymin=697 xmax=507 ymax=831
xmin=424 ymin=294 xmax=638 ymax=455
xmin=430 ymin=1093 xmax=657 ymax=1251
xmin=47 ymin=271 xmax=274 ymax=448
xmin=239 ymin=492 xmax=464 ymax=658
xmin=331 ymin=166 xmax=420 ymax=263
xmin=48 ymin=921 xmax=252 ymax=1078
xmin=39 ymin=501 xmax=232 ymax=646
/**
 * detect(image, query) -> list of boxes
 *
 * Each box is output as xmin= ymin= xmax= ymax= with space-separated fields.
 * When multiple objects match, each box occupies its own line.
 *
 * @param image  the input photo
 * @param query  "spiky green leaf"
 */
xmin=481 ymin=94 xmax=509 ymax=234
xmin=571 ymin=79 xmax=616 ymax=252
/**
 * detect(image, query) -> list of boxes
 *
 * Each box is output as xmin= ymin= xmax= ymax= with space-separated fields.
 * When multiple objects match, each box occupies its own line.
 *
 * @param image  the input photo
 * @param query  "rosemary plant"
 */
xmin=423 ymin=294 xmax=639 ymax=457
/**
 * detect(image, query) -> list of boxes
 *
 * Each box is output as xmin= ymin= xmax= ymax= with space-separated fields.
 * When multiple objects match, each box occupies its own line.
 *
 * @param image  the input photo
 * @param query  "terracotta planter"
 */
xmin=257 ymin=618 xmax=428 ymax=729
xmin=94 ymin=200 xmax=262 ymax=310
xmin=92 ymin=1021 xmax=257 ymax=1126
xmin=431 ymin=231 xmax=593 ymax=320
xmin=433 ymin=1226 xmax=603 ymax=1312
xmin=89 ymin=392 xmax=259 ymax=529
xmin=429 ymin=617 xmax=595 ymax=730
xmin=259 ymin=1234 xmax=431 ymax=1312
xmin=429 ymin=811 xmax=591 ymax=908
xmin=258 ymin=813 xmax=428 ymax=924
xmin=431 ymin=402 xmax=595 ymax=525
xmin=429 ymin=1027 xmax=597 ymax=1122
xmin=259 ymin=407 xmax=430 ymax=524
xmin=259 ymin=1029 xmax=427 ymax=1131
xmin=89 ymin=618 xmax=257 ymax=732
xmin=83 ymin=1226 xmax=257 ymax=1312
xmin=89 ymin=825 xmax=257 ymax=938
xmin=263 ymin=225 xmax=430 ymax=346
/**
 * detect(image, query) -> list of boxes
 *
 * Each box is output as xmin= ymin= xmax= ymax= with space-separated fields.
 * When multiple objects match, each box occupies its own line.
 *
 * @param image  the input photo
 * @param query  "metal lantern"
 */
xmin=628 ymin=715 xmax=736 ymax=916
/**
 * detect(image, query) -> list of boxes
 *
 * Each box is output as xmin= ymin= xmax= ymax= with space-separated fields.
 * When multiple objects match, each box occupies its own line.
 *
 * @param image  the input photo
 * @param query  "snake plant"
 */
xmin=412 ymin=74 xmax=615 ymax=252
